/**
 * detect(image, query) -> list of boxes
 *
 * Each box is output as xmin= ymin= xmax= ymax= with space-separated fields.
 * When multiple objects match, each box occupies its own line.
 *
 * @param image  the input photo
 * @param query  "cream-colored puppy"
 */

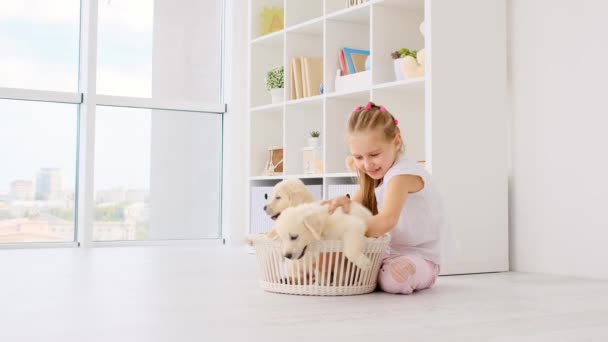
xmin=271 ymin=202 xmax=373 ymax=270
xmin=264 ymin=178 xmax=315 ymax=220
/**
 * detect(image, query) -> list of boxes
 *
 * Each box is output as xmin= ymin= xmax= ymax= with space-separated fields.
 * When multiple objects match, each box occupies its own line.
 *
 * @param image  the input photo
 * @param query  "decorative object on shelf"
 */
xmin=259 ymin=6 xmax=284 ymax=36
xmin=263 ymin=146 xmax=284 ymax=176
xmin=391 ymin=48 xmax=422 ymax=80
xmin=347 ymin=0 xmax=369 ymax=8
xmin=265 ymin=66 xmax=284 ymax=103
xmin=308 ymin=130 xmax=320 ymax=147
xmin=401 ymin=49 xmax=425 ymax=79
xmin=341 ymin=47 xmax=370 ymax=75
xmin=390 ymin=21 xmax=426 ymax=80
xmin=302 ymin=146 xmax=323 ymax=174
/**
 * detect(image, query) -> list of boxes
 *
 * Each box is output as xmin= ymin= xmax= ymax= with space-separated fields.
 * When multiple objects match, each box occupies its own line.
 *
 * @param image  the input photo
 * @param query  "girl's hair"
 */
xmin=347 ymin=102 xmax=404 ymax=214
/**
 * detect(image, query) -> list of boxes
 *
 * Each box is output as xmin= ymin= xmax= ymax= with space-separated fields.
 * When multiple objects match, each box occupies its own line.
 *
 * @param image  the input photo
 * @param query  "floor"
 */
xmin=0 ymin=246 xmax=607 ymax=342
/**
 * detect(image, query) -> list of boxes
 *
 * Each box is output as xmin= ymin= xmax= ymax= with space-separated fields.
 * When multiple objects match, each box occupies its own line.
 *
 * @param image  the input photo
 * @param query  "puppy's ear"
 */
xmin=286 ymin=179 xmax=314 ymax=205
xmin=303 ymin=211 xmax=327 ymax=240
xmin=290 ymin=188 xmax=315 ymax=205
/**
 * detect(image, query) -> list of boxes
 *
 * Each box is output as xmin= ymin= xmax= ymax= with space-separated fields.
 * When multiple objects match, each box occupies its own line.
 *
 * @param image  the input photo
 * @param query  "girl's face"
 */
xmin=349 ymin=129 xmax=401 ymax=180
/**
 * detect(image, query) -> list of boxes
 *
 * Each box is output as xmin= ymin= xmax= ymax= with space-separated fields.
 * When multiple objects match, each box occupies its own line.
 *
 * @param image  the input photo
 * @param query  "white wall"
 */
xmin=222 ymin=0 xmax=248 ymax=246
xmin=509 ymin=0 xmax=608 ymax=279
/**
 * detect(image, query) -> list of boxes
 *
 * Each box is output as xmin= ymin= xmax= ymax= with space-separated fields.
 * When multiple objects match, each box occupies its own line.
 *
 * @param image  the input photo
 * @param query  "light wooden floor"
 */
xmin=1 ymin=246 xmax=607 ymax=342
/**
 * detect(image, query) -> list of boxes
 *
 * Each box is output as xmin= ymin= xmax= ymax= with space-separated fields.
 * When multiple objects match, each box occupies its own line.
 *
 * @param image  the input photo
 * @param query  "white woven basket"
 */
xmin=250 ymin=234 xmax=390 ymax=296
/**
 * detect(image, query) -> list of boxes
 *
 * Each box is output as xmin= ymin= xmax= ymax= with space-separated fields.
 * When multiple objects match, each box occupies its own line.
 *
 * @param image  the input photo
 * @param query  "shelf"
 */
xmin=286 ymin=17 xmax=324 ymax=35
xmin=326 ymin=2 xmax=371 ymax=24
xmin=371 ymin=0 xmax=424 ymax=11
xmin=250 ymin=174 xmax=324 ymax=181
xmin=249 ymin=175 xmax=283 ymax=181
xmin=250 ymin=30 xmax=284 ymax=47
xmin=325 ymin=89 xmax=370 ymax=100
xmin=250 ymin=102 xmax=283 ymax=113
xmin=285 ymin=95 xmax=323 ymax=107
xmin=373 ymin=77 xmax=425 ymax=92
xmin=288 ymin=174 xmax=324 ymax=179
xmin=324 ymin=172 xmax=357 ymax=178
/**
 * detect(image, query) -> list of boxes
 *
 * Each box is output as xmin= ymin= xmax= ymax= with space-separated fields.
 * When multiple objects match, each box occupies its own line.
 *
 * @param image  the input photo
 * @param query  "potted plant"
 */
xmin=391 ymin=48 xmax=417 ymax=81
xmin=265 ymin=66 xmax=284 ymax=103
xmin=308 ymin=130 xmax=320 ymax=147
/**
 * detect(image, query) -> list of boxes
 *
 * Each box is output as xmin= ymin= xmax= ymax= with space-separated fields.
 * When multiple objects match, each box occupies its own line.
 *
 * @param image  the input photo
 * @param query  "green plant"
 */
xmin=391 ymin=48 xmax=418 ymax=60
xmin=265 ymin=66 xmax=284 ymax=91
xmin=309 ymin=131 xmax=320 ymax=138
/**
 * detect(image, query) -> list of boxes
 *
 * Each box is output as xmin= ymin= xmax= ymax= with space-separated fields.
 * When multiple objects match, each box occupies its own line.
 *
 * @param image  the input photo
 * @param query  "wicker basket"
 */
xmin=250 ymin=234 xmax=390 ymax=296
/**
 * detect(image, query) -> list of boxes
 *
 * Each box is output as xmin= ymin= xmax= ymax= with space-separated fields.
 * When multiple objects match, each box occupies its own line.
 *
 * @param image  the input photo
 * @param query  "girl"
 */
xmin=324 ymin=102 xmax=456 ymax=294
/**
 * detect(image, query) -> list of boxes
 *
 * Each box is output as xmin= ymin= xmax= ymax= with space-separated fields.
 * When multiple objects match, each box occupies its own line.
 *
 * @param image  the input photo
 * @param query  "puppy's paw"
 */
xmin=354 ymin=255 xmax=372 ymax=271
xmin=244 ymin=235 xmax=255 ymax=246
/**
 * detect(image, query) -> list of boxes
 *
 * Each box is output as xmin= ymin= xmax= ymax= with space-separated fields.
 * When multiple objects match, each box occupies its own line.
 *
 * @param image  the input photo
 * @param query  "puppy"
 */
xmin=264 ymin=178 xmax=315 ymax=220
xmin=271 ymin=202 xmax=373 ymax=271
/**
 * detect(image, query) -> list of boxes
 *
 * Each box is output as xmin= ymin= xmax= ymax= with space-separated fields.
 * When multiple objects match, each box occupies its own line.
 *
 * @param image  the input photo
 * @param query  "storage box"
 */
xmin=302 ymin=147 xmax=324 ymax=174
xmin=334 ymin=70 xmax=371 ymax=94
xmin=249 ymin=185 xmax=275 ymax=234
xmin=327 ymin=183 xmax=359 ymax=200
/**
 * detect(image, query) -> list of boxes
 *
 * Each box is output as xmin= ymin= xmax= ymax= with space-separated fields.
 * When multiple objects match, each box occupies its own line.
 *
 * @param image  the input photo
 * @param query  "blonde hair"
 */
xmin=347 ymin=102 xmax=404 ymax=214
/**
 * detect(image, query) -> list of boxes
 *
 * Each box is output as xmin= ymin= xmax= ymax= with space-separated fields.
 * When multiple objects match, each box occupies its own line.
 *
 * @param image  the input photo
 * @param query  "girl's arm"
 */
xmin=366 ymin=174 xmax=424 ymax=237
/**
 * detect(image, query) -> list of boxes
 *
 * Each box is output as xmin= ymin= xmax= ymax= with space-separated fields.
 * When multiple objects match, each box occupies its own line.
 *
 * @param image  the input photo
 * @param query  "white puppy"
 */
xmin=270 ymin=201 xmax=373 ymax=270
xmin=264 ymin=178 xmax=315 ymax=220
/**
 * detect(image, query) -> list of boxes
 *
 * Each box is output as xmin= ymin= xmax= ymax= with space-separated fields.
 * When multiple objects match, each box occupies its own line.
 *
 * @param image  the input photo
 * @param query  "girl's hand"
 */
xmin=320 ymin=195 xmax=351 ymax=214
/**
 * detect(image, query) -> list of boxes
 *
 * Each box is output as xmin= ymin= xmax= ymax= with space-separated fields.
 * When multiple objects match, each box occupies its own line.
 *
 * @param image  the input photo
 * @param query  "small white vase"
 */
xmin=393 ymin=59 xmax=406 ymax=81
xmin=307 ymin=137 xmax=320 ymax=147
xmin=270 ymin=88 xmax=284 ymax=103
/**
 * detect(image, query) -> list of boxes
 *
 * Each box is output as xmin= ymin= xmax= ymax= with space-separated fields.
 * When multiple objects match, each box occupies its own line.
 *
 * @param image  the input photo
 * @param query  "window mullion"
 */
xmin=76 ymin=0 xmax=99 ymax=248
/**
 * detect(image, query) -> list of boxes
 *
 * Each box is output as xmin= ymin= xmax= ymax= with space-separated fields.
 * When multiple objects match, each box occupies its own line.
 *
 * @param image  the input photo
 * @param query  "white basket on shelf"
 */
xmin=250 ymin=234 xmax=390 ymax=296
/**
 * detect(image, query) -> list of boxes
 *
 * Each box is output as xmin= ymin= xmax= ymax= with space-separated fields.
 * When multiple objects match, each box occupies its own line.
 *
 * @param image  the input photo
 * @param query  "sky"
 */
xmin=0 ymin=0 xmax=153 ymax=193
xmin=0 ymin=0 xmax=223 ymax=195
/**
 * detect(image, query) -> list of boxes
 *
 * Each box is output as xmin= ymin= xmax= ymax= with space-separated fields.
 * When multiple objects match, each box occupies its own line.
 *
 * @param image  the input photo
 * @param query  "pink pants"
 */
xmin=377 ymin=254 xmax=440 ymax=294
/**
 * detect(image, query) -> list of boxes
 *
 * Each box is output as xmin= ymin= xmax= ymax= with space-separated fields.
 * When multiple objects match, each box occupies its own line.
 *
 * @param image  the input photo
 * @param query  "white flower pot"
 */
xmin=269 ymin=88 xmax=284 ymax=103
xmin=307 ymin=137 xmax=320 ymax=147
xmin=393 ymin=59 xmax=406 ymax=81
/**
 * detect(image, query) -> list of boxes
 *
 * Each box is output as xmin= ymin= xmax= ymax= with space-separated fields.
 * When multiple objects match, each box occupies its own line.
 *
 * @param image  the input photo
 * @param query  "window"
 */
xmin=97 ymin=0 xmax=223 ymax=102
xmin=0 ymin=99 xmax=78 ymax=243
xmin=0 ymin=0 xmax=80 ymax=91
xmin=0 ymin=0 xmax=226 ymax=246
xmin=94 ymin=106 xmax=222 ymax=241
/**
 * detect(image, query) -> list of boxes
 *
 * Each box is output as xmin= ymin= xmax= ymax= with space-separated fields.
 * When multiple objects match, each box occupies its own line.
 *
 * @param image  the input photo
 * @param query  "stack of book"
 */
xmin=290 ymin=56 xmax=323 ymax=100
xmin=347 ymin=0 xmax=369 ymax=7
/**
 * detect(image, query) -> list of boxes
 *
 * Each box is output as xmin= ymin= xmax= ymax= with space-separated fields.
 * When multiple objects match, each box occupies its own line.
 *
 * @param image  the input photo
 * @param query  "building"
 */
xmin=10 ymin=180 xmax=34 ymax=201
xmin=36 ymin=168 xmax=63 ymax=201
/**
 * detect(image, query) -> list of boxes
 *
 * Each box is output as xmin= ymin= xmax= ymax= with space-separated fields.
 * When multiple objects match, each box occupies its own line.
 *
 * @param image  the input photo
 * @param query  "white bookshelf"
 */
xmin=247 ymin=0 xmax=509 ymax=275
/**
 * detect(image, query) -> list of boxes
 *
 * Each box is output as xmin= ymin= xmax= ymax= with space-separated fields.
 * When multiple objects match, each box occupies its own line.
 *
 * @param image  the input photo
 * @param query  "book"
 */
xmin=342 ymin=47 xmax=370 ymax=74
xmin=301 ymin=57 xmax=323 ymax=97
xmin=339 ymin=50 xmax=347 ymax=75
xmin=291 ymin=57 xmax=303 ymax=99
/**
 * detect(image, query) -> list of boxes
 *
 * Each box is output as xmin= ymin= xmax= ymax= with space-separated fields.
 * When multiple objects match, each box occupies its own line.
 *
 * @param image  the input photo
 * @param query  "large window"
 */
xmin=94 ymin=107 xmax=222 ymax=241
xmin=0 ymin=0 xmax=225 ymax=246
xmin=0 ymin=100 xmax=78 ymax=243
xmin=0 ymin=0 xmax=80 ymax=92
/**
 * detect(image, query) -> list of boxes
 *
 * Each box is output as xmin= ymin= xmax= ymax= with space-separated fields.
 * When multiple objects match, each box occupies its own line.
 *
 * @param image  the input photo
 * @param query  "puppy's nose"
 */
xmin=284 ymin=253 xmax=293 ymax=259
xmin=263 ymin=205 xmax=267 ymax=211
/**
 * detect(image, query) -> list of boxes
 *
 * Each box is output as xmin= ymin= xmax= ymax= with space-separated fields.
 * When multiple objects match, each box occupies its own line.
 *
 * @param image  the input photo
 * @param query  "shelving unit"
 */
xmin=247 ymin=0 xmax=509 ymax=275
